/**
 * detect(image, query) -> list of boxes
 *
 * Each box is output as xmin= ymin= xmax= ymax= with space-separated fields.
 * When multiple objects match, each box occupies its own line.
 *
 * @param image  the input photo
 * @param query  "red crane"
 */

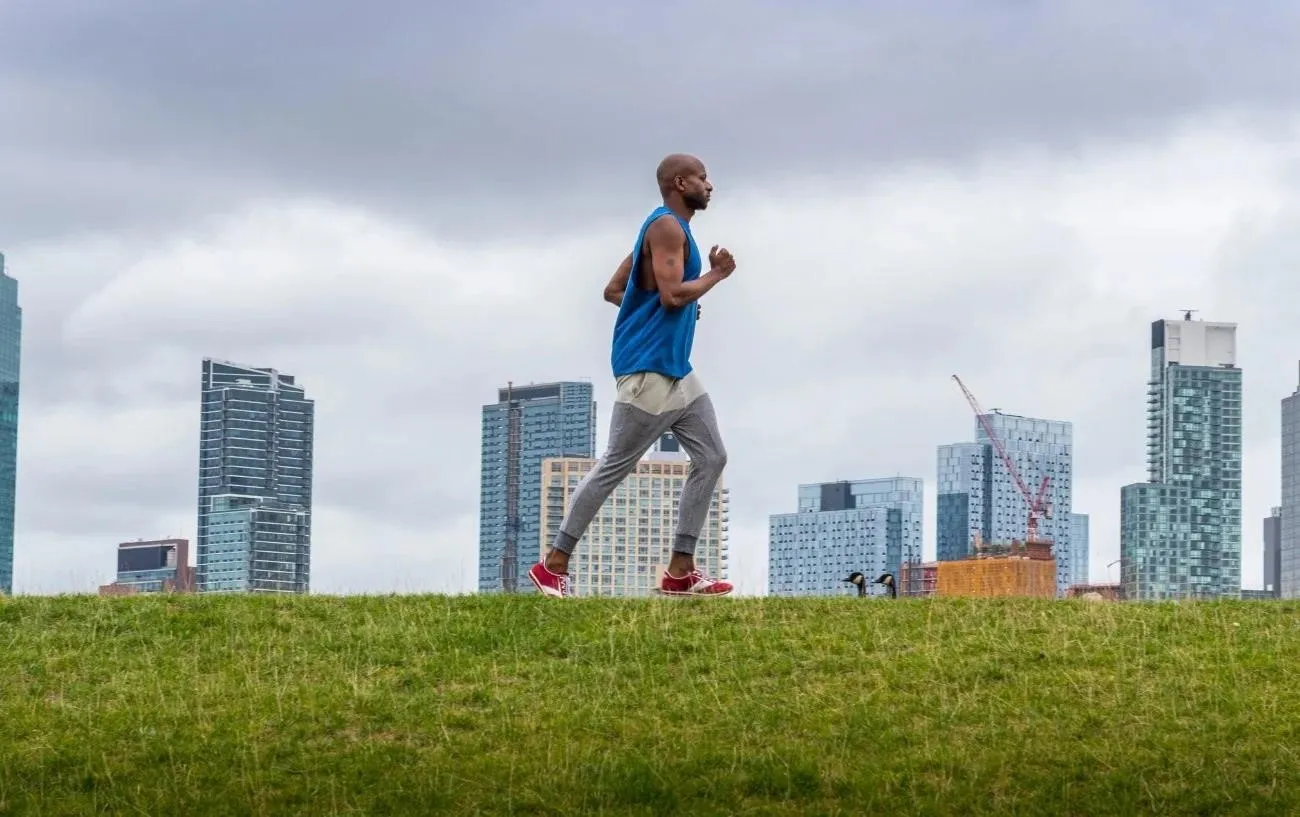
xmin=952 ymin=375 xmax=1053 ymax=546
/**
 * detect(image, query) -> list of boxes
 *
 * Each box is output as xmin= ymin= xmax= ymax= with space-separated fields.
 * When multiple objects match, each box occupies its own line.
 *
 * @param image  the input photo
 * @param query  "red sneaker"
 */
xmin=659 ymin=569 xmax=733 ymax=597
xmin=528 ymin=562 xmax=570 ymax=598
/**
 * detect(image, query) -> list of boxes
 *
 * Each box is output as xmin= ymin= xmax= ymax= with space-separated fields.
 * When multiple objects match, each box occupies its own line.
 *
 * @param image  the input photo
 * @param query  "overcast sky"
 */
xmin=6 ymin=1 xmax=1300 ymax=595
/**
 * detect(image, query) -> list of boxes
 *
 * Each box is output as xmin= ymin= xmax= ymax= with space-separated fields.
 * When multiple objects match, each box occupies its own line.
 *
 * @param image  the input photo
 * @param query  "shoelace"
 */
xmin=558 ymin=574 xmax=571 ymax=597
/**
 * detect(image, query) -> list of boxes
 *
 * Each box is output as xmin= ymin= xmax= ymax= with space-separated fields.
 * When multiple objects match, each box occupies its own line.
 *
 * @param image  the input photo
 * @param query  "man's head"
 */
xmin=656 ymin=153 xmax=712 ymax=212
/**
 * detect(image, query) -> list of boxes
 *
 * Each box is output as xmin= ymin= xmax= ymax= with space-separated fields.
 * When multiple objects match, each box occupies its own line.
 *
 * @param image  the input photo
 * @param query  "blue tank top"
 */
xmin=611 ymin=206 xmax=701 ymax=379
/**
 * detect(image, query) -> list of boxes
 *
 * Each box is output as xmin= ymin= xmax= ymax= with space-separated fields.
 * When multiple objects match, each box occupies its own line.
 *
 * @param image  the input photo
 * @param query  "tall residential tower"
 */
xmin=1121 ymin=318 xmax=1242 ymax=600
xmin=196 ymin=359 xmax=315 ymax=593
xmin=1281 ymin=366 xmax=1300 ymax=598
xmin=0 ymin=254 xmax=20 ymax=595
xmin=479 ymin=381 xmax=596 ymax=593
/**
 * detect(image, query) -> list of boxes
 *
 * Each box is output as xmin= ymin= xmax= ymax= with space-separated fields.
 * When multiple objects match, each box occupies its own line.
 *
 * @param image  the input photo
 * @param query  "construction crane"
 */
xmin=951 ymin=375 xmax=1053 ymax=547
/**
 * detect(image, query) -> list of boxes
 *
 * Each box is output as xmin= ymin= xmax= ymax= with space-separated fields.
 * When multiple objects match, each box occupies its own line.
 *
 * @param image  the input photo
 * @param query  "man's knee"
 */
xmin=695 ymin=445 xmax=727 ymax=475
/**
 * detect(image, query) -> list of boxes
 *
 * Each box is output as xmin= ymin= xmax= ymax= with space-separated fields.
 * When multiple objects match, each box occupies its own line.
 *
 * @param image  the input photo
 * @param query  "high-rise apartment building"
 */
xmin=98 ymin=538 xmax=196 ymax=596
xmin=768 ymin=477 xmax=923 ymax=596
xmin=0 ymin=254 xmax=20 ymax=595
xmin=936 ymin=442 xmax=990 ymax=562
xmin=1264 ymin=507 xmax=1281 ymax=597
xmin=1282 ymin=367 xmax=1300 ymax=599
xmin=1070 ymin=513 xmax=1090 ymax=587
xmin=537 ymin=433 xmax=727 ymax=596
xmin=937 ymin=413 xmax=1074 ymax=595
xmin=1121 ymin=317 xmax=1242 ymax=600
xmin=196 ymin=359 xmax=314 ymax=593
xmin=480 ymin=381 xmax=596 ymax=593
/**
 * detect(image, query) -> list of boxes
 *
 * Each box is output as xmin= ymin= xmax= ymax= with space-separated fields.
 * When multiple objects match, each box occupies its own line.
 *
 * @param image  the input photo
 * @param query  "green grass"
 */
xmin=1 ymin=594 xmax=1298 ymax=816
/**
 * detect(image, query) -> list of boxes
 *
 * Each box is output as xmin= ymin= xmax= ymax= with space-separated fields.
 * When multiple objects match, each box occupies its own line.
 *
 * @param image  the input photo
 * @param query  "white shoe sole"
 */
xmin=656 ymin=586 xmax=733 ymax=597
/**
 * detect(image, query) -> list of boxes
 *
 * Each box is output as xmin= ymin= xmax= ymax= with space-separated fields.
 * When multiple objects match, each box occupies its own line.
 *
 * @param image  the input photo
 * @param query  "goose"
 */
xmin=842 ymin=571 xmax=897 ymax=598
xmin=843 ymin=571 xmax=868 ymax=597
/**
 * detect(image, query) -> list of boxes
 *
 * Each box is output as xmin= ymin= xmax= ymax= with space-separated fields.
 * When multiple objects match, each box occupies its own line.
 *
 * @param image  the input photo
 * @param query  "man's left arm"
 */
xmin=604 ymin=254 xmax=633 ymax=306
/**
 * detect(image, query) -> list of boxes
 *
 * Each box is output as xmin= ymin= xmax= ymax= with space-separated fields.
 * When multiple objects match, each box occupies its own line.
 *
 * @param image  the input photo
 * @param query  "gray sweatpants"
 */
xmin=551 ymin=371 xmax=727 ymax=557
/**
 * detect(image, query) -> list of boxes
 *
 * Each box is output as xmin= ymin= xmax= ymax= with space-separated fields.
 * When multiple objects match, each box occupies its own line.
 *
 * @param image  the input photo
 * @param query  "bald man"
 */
xmin=528 ymin=154 xmax=736 ymax=598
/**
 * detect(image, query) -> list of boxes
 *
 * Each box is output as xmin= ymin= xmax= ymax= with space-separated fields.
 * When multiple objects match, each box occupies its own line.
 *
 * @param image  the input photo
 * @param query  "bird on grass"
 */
xmin=843 ymin=571 xmax=897 ymax=598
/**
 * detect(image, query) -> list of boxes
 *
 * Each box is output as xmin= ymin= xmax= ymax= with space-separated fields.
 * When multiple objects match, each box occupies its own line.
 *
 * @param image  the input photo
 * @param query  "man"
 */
xmin=528 ymin=153 xmax=735 ymax=598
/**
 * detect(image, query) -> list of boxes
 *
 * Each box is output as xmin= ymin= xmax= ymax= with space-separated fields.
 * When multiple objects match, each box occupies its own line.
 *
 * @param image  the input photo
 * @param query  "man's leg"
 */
xmin=529 ymin=376 xmax=674 ymax=597
xmin=660 ymin=390 xmax=732 ymax=596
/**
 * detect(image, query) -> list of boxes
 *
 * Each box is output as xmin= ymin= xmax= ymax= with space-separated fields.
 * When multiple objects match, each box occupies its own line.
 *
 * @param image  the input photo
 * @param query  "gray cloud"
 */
xmin=4 ymin=1 xmax=1300 ymax=243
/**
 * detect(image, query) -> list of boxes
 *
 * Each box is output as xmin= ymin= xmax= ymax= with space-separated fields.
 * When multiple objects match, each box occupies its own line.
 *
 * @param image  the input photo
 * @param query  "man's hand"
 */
xmin=647 ymin=216 xmax=732 ymax=309
xmin=709 ymin=245 xmax=736 ymax=278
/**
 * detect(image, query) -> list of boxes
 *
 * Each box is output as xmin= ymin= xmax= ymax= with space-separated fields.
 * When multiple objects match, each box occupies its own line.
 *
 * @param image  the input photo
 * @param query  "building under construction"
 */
xmin=900 ymin=537 xmax=1057 ymax=599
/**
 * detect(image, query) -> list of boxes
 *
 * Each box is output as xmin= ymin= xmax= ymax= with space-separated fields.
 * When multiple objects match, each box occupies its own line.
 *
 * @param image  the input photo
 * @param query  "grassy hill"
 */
xmin=1 ymin=593 xmax=1297 ymax=816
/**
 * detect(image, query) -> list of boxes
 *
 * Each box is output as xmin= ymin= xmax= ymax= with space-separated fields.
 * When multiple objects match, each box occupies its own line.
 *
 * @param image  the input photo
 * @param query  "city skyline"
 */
xmin=0 ymin=327 xmax=1293 ymax=596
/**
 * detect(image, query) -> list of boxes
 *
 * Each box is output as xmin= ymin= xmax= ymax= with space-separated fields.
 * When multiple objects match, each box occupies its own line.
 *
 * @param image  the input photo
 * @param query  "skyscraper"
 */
xmin=0 ymin=254 xmax=20 ymax=595
xmin=1282 ymin=366 xmax=1300 ymax=599
xmin=768 ymin=477 xmax=923 ymax=596
xmin=479 ymin=381 xmax=596 ymax=593
xmin=1069 ymin=513 xmax=1090 ymax=587
xmin=538 ymin=433 xmax=728 ymax=596
xmin=937 ymin=413 xmax=1074 ymax=595
xmin=1264 ymin=507 xmax=1281 ymax=598
xmin=196 ymin=359 xmax=314 ymax=593
xmin=1121 ymin=317 xmax=1242 ymax=600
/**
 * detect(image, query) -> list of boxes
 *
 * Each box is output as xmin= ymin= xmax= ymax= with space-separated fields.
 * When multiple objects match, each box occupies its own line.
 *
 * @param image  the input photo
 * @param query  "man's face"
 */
xmin=679 ymin=165 xmax=713 ymax=210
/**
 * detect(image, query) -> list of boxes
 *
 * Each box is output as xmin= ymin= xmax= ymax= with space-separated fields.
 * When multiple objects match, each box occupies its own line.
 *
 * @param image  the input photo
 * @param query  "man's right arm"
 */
xmin=646 ymin=216 xmax=731 ymax=310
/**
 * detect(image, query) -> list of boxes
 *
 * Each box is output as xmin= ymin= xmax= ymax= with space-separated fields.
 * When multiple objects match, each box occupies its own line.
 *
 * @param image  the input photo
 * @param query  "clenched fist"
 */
xmin=709 ymin=245 xmax=736 ymax=278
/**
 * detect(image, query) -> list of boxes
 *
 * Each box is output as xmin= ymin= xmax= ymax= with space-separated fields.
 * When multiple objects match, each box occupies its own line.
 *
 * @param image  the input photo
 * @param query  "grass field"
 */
xmin=1 ymin=593 xmax=1298 ymax=816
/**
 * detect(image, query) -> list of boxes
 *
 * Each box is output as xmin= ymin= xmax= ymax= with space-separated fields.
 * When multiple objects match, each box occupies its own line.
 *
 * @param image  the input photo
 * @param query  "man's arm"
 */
xmin=645 ymin=216 xmax=734 ymax=310
xmin=604 ymin=253 xmax=633 ymax=306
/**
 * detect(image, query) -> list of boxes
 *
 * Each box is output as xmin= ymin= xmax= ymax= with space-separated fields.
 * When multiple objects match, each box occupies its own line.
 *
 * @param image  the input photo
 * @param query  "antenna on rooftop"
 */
xmin=1181 ymin=309 xmax=1198 ymax=321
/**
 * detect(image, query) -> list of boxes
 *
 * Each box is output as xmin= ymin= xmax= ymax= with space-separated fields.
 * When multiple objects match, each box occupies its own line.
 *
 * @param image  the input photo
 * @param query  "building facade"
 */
xmin=1264 ymin=507 xmax=1281 ymax=597
xmin=768 ymin=477 xmax=923 ymax=596
xmin=0 ymin=254 xmax=19 ymax=595
xmin=98 ymin=538 xmax=196 ymax=595
xmin=196 ymin=359 xmax=314 ymax=593
xmin=537 ymin=434 xmax=727 ymax=596
xmin=480 ymin=381 xmax=596 ymax=593
xmin=936 ymin=442 xmax=991 ymax=561
xmin=1283 ymin=368 xmax=1300 ymax=599
xmin=938 ymin=413 xmax=1074 ymax=595
xmin=1121 ymin=318 xmax=1242 ymax=600
xmin=1070 ymin=513 xmax=1090 ymax=587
